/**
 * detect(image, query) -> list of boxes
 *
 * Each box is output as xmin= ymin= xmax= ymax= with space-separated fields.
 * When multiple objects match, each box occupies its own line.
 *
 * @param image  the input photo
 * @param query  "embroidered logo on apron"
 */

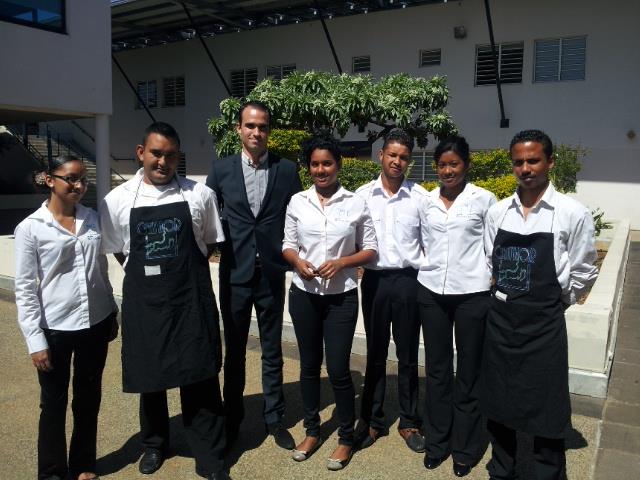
xmin=495 ymin=245 xmax=537 ymax=292
xmin=136 ymin=218 xmax=183 ymax=260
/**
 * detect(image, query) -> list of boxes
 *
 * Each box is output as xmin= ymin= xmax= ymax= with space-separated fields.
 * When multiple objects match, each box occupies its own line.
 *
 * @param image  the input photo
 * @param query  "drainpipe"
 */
xmin=314 ymin=0 xmax=343 ymax=74
xmin=112 ymin=53 xmax=156 ymax=123
xmin=483 ymin=0 xmax=509 ymax=128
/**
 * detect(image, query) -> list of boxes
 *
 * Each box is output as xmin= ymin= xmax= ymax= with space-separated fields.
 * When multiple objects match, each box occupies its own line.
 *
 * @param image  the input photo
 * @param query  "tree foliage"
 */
xmin=208 ymin=71 xmax=457 ymax=158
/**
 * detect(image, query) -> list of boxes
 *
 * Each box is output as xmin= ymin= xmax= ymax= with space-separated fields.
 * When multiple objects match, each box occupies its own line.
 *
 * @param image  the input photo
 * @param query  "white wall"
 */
xmin=0 ymin=0 xmax=112 ymax=117
xmin=99 ymin=0 xmax=639 ymax=225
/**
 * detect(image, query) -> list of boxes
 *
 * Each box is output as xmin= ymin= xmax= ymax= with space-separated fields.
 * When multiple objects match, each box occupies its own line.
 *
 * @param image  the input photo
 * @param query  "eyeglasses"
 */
xmin=51 ymin=175 xmax=89 ymax=186
xmin=149 ymin=149 xmax=181 ymax=162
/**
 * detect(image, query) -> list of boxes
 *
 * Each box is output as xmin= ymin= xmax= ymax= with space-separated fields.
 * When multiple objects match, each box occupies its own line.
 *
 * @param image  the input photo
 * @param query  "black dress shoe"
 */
xmin=398 ymin=428 xmax=426 ymax=453
xmin=453 ymin=461 xmax=472 ymax=477
xmin=266 ymin=423 xmax=295 ymax=450
xmin=139 ymin=448 xmax=164 ymax=474
xmin=424 ymin=454 xmax=447 ymax=470
xmin=206 ymin=471 xmax=232 ymax=480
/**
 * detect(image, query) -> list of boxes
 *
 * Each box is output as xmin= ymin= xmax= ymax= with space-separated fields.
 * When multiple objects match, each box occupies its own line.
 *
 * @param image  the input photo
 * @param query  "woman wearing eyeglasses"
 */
xmin=14 ymin=155 xmax=118 ymax=480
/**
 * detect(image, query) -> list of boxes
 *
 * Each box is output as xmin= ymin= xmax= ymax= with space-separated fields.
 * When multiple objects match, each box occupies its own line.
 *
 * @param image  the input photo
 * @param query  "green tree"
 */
xmin=208 ymin=71 xmax=457 ymax=158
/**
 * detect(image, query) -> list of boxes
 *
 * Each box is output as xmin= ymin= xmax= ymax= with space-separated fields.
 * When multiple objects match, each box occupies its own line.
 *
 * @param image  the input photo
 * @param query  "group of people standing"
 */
xmin=14 ymin=99 xmax=598 ymax=480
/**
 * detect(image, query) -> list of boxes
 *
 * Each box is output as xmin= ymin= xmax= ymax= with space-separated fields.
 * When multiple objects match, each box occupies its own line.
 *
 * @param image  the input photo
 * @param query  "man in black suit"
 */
xmin=206 ymin=101 xmax=301 ymax=450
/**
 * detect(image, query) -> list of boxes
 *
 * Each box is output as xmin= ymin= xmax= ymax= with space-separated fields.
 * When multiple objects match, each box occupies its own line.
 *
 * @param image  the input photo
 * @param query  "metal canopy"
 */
xmin=111 ymin=0 xmax=450 ymax=51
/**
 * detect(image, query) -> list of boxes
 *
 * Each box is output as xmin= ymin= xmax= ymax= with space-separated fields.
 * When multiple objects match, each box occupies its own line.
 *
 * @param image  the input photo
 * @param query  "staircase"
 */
xmin=26 ymin=134 xmax=99 ymax=208
xmin=23 ymin=132 xmax=127 ymax=209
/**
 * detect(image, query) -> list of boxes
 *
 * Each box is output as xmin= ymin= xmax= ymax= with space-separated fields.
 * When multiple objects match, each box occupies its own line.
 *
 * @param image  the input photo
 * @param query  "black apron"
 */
xmin=121 ymin=177 xmax=221 ymax=393
xmin=481 ymin=210 xmax=570 ymax=439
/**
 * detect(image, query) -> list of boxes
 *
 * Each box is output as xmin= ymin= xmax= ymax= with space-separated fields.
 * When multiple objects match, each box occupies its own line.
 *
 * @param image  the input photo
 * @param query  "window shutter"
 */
xmin=230 ymin=68 xmax=258 ymax=97
xmin=534 ymin=39 xmax=561 ymax=82
xmin=420 ymin=49 xmax=441 ymax=67
xmin=560 ymin=36 xmax=586 ymax=81
xmin=352 ymin=55 xmax=371 ymax=73
xmin=475 ymin=42 xmax=523 ymax=86
xmin=499 ymin=42 xmax=524 ymax=84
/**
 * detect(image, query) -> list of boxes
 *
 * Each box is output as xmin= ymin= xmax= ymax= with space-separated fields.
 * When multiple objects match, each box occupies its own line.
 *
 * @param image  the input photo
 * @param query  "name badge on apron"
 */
xmin=144 ymin=265 xmax=161 ymax=276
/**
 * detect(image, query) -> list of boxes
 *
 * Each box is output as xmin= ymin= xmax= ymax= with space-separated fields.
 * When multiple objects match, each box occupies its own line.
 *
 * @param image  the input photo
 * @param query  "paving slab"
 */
xmin=599 ymin=423 xmax=640 ymax=454
xmin=614 ymin=347 xmax=640 ymax=366
xmin=593 ymin=448 xmax=640 ymax=480
xmin=603 ymin=401 xmax=640 ymax=426
xmin=0 ymin=290 xmax=600 ymax=480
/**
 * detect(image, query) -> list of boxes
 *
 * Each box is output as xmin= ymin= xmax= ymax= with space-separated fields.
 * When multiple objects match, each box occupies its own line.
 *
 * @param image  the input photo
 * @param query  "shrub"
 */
xmin=421 ymin=175 xmax=517 ymax=200
xmin=421 ymin=180 xmax=439 ymax=191
xmin=268 ymin=129 xmax=312 ymax=161
xmin=591 ymin=208 xmax=613 ymax=237
xmin=468 ymin=149 xmax=511 ymax=181
xmin=474 ymin=175 xmax=518 ymax=200
xmin=299 ymin=157 xmax=380 ymax=191
xmin=550 ymin=145 xmax=584 ymax=193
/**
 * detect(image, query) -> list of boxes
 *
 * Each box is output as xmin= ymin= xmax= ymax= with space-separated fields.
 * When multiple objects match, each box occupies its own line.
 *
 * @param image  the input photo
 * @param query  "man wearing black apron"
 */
xmin=99 ymin=123 xmax=230 ymax=480
xmin=482 ymin=130 xmax=598 ymax=480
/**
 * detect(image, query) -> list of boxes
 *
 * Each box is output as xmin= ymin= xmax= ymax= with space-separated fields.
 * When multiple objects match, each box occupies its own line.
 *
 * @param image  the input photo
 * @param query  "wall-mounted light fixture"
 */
xmin=454 ymin=25 xmax=466 ymax=39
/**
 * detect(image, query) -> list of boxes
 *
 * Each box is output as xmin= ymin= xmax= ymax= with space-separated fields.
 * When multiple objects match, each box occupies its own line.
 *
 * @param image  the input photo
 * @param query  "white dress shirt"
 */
xmin=99 ymin=169 xmax=225 ymax=258
xmin=14 ymin=202 xmax=117 ymax=354
xmin=418 ymin=182 xmax=497 ymax=295
xmin=283 ymin=185 xmax=377 ymax=295
xmin=484 ymin=182 xmax=598 ymax=304
xmin=356 ymin=177 xmax=427 ymax=270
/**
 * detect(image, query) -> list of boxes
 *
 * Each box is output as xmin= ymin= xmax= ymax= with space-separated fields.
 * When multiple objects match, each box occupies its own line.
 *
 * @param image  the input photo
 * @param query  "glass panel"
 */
xmin=0 ymin=0 xmax=64 ymax=32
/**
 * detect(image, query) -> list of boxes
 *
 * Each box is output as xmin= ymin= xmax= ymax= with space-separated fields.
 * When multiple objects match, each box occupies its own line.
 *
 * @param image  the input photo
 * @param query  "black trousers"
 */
xmin=360 ymin=268 xmax=421 ymax=432
xmin=487 ymin=419 xmax=566 ymax=480
xmin=289 ymin=285 xmax=358 ymax=445
xmin=37 ymin=317 xmax=111 ymax=480
xmin=219 ymin=266 xmax=286 ymax=427
xmin=418 ymin=285 xmax=488 ymax=464
xmin=140 ymin=376 xmax=226 ymax=475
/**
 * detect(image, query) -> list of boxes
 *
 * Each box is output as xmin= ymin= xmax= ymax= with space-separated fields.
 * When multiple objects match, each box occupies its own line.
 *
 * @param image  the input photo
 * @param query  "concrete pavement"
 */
xmin=0 ymin=286 xmax=603 ymax=480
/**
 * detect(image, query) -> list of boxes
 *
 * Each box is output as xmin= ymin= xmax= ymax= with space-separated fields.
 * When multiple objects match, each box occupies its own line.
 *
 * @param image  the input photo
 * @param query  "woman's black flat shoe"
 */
xmin=424 ymin=455 xmax=447 ymax=469
xmin=453 ymin=461 xmax=472 ymax=477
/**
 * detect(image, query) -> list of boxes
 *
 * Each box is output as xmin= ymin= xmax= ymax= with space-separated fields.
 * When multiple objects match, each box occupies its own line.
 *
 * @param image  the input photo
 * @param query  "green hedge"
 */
xmin=421 ymin=175 xmax=518 ymax=200
xmin=467 ymin=149 xmax=511 ymax=181
xmin=268 ymin=129 xmax=311 ymax=161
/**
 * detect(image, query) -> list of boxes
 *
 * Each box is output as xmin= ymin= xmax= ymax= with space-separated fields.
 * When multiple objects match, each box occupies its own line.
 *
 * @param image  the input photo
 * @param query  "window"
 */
xmin=177 ymin=153 xmax=187 ymax=177
xmin=352 ymin=55 xmax=371 ymax=73
xmin=0 ymin=0 xmax=65 ymax=33
xmin=534 ymin=36 xmax=586 ymax=82
xmin=136 ymin=80 xmax=157 ymax=109
xmin=475 ymin=42 xmax=524 ymax=86
xmin=230 ymin=68 xmax=258 ymax=98
xmin=419 ymin=49 xmax=441 ymax=67
xmin=266 ymin=64 xmax=296 ymax=81
xmin=163 ymin=76 xmax=185 ymax=107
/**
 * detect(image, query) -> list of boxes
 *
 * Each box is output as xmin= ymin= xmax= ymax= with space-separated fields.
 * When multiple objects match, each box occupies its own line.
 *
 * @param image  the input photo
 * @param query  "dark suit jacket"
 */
xmin=206 ymin=152 xmax=302 ymax=284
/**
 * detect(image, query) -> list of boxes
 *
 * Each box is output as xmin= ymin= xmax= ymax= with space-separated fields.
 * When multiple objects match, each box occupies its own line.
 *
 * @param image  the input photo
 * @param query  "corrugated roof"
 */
xmin=111 ymin=0 xmax=450 ymax=51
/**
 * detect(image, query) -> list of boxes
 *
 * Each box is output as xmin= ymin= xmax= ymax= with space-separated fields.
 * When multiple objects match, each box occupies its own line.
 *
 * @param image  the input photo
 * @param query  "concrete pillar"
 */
xmin=95 ymin=114 xmax=110 ymax=204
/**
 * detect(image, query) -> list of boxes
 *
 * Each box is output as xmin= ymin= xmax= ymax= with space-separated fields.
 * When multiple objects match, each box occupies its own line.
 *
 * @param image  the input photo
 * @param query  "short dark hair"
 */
xmin=434 ymin=136 xmax=471 ymax=165
xmin=237 ymin=100 xmax=271 ymax=126
xmin=382 ymin=128 xmax=414 ymax=152
xmin=509 ymin=129 xmax=553 ymax=158
xmin=301 ymin=135 xmax=342 ymax=168
xmin=142 ymin=122 xmax=180 ymax=148
xmin=47 ymin=155 xmax=83 ymax=174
